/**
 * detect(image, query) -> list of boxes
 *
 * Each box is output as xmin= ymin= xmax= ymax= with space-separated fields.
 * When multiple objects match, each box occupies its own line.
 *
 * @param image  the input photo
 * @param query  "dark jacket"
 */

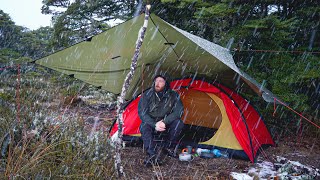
xmin=138 ymin=86 xmax=184 ymax=128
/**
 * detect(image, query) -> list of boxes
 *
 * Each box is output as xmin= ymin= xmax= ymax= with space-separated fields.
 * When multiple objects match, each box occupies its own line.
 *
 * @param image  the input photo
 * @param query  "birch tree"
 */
xmin=114 ymin=4 xmax=151 ymax=177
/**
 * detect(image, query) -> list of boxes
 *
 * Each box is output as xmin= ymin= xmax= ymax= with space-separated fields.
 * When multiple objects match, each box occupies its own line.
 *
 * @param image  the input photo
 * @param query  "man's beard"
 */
xmin=155 ymin=86 xmax=164 ymax=92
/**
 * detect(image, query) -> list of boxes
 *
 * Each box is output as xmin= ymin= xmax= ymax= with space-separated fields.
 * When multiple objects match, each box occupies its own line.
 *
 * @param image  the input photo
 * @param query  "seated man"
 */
xmin=138 ymin=74 xmax=184 ymax=166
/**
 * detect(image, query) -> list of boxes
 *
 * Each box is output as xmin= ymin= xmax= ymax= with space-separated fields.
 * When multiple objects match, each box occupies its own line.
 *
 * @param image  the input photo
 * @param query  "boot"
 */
xmin=163 ymin=147 xmax=178 ymax=158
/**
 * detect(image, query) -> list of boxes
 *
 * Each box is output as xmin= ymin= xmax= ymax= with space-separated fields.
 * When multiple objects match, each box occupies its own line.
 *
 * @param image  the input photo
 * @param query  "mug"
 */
xmin=187 ymin=145 xmax=192 ymax=154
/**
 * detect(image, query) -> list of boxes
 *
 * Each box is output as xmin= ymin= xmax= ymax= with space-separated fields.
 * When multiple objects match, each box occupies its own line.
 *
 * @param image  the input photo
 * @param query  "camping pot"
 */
xmin=179 ymin=152 xmax=192 ymax=161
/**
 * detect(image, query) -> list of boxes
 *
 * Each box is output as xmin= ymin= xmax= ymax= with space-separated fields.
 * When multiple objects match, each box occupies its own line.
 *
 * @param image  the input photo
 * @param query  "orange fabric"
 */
xmin=178 ymin=89 xmax=222 ymax=128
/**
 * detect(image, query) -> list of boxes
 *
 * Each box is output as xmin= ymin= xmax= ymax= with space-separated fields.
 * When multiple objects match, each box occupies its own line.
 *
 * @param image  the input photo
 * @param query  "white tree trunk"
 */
xmin=114 ymin=4 xmax=151 ymax=178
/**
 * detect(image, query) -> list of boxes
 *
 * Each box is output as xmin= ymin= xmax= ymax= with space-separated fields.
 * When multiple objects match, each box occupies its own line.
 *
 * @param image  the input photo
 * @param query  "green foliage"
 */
xmin=161 ymin=0 xmax=176 ymax=2
xmin=60 ymin=85 xmax=80 ymax=97
xmin=194 ymin=3 xmax=236 ymax=18
xmin=41 ymin=0 xmax=134 ymax=48
xmin=15 ymin=57 xmax=33 ymax=63
xmin=0 ymin=10 xmax=23 ymax=50
xmin=0 ymin=48 xmax=20 ymax=63
xmin=0 ymin=92 xmax=13 ymax=102
xmin=0 ymin=113 xmax=115 ymax=178
xmin=242 ymin=52 xmax=320 ymax=114
xmin=0 ymin=69 xmax=115 ymax=178
xmin=25 ymin=71 xmax=41 ymax=77
xmin=0 ymin=10 xmax=54 ymax=65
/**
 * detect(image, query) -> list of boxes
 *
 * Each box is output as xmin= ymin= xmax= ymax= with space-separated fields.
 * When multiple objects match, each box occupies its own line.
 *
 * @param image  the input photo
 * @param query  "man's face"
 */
xmin=154 ymin=77 xmax=166 ymax=92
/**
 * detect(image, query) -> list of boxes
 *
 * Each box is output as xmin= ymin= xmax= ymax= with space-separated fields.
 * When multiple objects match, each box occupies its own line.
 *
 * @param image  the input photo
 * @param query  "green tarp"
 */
xmin=36 ymin=13 xmax=277 ymax=101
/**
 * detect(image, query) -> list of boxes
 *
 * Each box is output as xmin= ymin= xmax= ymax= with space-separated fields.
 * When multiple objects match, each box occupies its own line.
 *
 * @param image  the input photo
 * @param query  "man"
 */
xmin=138 ymin=74 xmax=184 ymax=166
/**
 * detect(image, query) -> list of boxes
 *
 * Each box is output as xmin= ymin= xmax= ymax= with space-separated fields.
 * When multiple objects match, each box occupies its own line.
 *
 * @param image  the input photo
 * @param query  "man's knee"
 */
xmin=167 ymin=119 xmax=184 ymax=136
xmin=169 ymin=119 xmax=184 ymax=130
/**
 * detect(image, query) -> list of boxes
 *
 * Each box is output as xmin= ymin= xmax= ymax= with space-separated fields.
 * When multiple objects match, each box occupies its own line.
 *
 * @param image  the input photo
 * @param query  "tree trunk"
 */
xmin=114 ymin=4 xmax=151 ymax=178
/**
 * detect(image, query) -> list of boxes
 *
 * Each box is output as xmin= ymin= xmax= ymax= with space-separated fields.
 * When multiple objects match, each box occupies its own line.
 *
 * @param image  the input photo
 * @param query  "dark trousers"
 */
xmin=140 ymin=120 xmax=184 ymax=155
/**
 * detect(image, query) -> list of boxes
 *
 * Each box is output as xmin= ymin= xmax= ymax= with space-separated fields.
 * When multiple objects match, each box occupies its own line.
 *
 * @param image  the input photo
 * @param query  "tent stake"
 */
xmin=114 ymin=4 xmax=151 ymax=178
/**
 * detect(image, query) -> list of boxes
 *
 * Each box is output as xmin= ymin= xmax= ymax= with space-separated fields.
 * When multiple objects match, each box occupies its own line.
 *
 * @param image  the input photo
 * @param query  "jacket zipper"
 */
xmin=155 ymin=92 xmax=161 ymax=101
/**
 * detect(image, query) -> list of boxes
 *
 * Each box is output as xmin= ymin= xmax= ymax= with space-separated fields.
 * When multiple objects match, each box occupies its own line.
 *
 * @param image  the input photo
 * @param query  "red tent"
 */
xmin=111 ymin=78 xmax=274 ymax=162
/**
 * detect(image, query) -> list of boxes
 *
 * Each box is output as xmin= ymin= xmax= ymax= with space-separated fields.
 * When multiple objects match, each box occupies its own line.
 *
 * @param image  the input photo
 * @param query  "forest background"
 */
xmin=0 ymin=0 xmax=319 ymax=178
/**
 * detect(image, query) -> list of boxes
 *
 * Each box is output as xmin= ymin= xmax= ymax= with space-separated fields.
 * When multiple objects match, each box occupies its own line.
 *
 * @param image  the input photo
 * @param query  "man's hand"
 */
xmin=155 ymin=120 xmax=166 ymax=132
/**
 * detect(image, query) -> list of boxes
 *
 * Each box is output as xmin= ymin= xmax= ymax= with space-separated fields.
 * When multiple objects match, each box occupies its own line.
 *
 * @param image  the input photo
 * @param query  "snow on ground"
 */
xmin=231 ymin=156 xmax=320 ymax=180
xmin=230 ymin=172 xmax=253 ymax=180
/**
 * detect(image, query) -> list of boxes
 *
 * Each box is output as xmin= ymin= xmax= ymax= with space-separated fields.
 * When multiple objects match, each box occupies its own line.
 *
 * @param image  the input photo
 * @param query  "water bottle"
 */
xmin=196 ymin=148 xmax=229 ymax=158
xmin=212 ymin=149 xmax=229 ymax=158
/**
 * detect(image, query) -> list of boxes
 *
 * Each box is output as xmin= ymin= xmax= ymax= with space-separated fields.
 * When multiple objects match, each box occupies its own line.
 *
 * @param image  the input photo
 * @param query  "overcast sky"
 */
xmin=0 ymin=0 xmax=52 ymax=30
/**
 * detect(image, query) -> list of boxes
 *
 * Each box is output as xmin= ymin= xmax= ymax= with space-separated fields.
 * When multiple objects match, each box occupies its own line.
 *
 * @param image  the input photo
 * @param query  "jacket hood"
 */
xmin=153 ymin=73 xmax=171 ymax=91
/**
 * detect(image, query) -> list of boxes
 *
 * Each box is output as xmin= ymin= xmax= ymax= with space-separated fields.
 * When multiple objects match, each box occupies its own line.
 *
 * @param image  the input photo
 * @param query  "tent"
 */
xmin=35 ymin=13 xmax=276 ymax=162
xmin=110 ymin=78 xmax=274 ymax=162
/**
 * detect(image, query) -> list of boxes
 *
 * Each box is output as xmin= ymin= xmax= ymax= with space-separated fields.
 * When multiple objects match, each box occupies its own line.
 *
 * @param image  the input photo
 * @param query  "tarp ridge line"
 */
xmin=149 ymin=14 xmax=180 ymax=59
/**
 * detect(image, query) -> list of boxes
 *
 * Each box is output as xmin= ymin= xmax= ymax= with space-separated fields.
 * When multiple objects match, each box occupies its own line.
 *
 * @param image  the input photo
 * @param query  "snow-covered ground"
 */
xmin=231 ymin=156 xmax=320 ymax=180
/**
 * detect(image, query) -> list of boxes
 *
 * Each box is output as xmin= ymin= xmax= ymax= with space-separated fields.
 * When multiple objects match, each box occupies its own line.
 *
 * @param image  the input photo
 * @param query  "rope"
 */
xmin=0 ymin=66 xmax=16 ymax=71
xmin=233 ymin=49 xmax=320 ymax=54
xmin=272 ymin=98 xmax=279 ymax=115
xmin=257 ymin=141 xmax=274 ymax=163
xmin=273 ymin=98 xmax=320 ymax=129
